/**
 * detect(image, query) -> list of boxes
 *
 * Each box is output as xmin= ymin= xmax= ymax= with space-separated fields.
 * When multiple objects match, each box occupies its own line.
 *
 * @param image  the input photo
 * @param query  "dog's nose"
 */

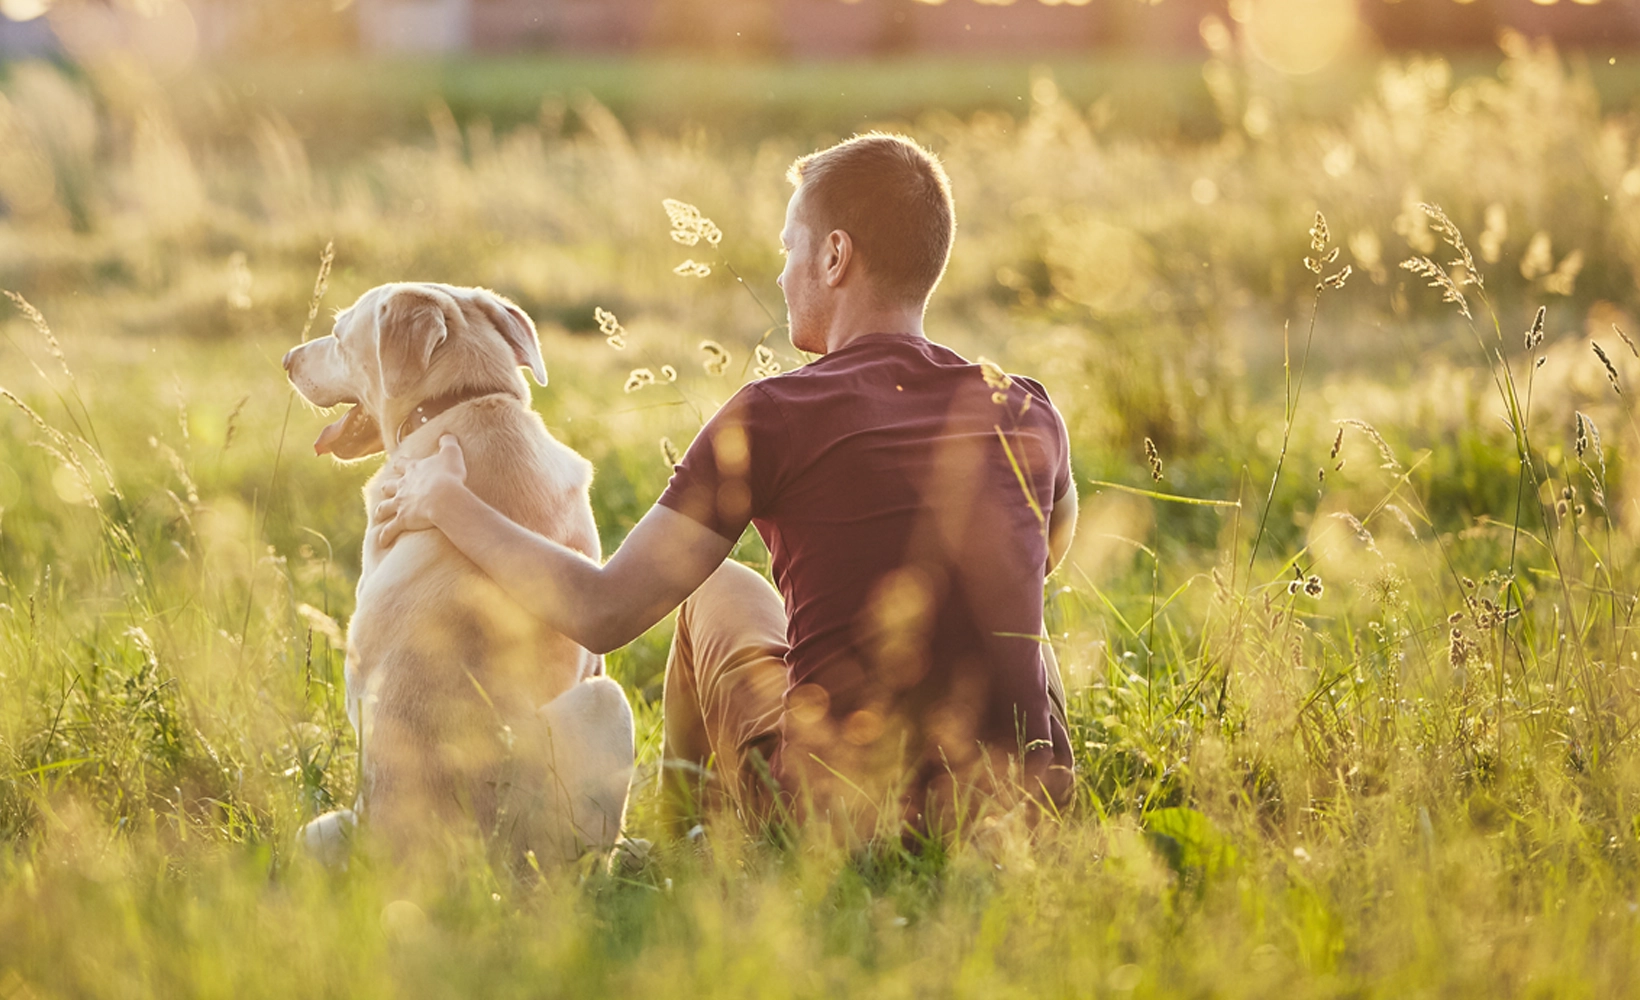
xmin=282 ymin=347 xmax=296 ymax=373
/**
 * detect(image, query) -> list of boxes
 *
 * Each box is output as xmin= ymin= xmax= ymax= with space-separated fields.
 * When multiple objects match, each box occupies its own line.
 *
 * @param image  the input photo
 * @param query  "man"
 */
xmin=374 ymin=133 xmax=1078 ymax=840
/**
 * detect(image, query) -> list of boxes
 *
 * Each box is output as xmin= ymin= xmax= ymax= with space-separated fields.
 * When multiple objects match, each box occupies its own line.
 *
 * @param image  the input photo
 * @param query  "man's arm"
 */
xmin=1047 ymin=477 xmax=1077 ymax=575
xmin=373 ymin=435 xmax=734 ymax=654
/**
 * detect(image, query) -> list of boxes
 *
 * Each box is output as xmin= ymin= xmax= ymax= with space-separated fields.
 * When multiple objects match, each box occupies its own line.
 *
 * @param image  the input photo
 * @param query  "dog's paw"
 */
xmin=300 ymin=809 xmax=358 ymax=870
xmin=608 ymin=836 xmax=652 ymax=876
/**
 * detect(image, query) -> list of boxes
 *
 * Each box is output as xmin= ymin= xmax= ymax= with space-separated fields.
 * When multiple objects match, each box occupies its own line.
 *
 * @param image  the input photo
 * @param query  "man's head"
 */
xmin=778 ymin=133 xmax=955 ymax=354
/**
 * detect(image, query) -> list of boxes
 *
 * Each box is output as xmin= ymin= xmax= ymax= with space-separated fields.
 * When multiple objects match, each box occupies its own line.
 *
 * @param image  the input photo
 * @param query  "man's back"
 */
xmin=659 ymin=333 xmax=1073 ymax=825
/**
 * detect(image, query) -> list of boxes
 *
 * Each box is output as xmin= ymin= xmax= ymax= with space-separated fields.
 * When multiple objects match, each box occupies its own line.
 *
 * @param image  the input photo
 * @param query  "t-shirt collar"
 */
xmin=817 ymin=331 xmax=927 ymax=360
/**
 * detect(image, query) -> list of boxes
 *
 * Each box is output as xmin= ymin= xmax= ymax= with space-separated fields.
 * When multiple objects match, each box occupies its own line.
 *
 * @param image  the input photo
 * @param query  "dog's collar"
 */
xmin=394 ymin=389 xmax=515 ymax=446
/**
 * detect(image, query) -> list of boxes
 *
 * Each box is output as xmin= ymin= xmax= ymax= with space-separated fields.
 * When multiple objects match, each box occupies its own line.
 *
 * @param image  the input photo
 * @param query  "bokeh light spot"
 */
xmin=1247 ymin=0 xmax=1359 ymax=76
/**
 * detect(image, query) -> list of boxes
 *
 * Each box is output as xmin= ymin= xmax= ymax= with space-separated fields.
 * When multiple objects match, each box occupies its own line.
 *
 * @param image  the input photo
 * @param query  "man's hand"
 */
xmin=365 ymin=431 xmax=733 ymax=653
xmin=374 ymin=434 xmax=469 ymax=548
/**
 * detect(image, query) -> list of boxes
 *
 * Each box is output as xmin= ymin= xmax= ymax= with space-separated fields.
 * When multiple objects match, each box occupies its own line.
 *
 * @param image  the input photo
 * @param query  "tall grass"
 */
xmin=2 ymin=36 xmax=1640 ymax=997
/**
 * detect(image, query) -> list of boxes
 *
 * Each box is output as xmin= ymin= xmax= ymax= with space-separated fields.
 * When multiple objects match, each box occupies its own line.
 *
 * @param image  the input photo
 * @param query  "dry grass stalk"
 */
xmin=298 ymin=241 xmax=335 ymax=343
xmin=1615 ymin=324 xmax=1638 ymax=359
xmin=2 ymin=290 xmax=72 ymax=382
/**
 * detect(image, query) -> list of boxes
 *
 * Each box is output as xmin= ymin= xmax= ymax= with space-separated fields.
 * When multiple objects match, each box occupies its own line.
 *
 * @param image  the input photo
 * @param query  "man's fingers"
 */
xmin=379 ymin=480 xmax=398 ymax=498
xmin=374 ymin=498 xmax=397 ymax=522
xmin=438 ymin=434 xmax=460 ymax=454
xmin=377 ymin=519 xmax=398 ymax=549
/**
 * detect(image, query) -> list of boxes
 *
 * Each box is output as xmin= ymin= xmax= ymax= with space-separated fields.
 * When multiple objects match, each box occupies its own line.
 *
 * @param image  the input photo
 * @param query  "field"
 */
xmin=4 ymin=36 xmax=1640 ymax=997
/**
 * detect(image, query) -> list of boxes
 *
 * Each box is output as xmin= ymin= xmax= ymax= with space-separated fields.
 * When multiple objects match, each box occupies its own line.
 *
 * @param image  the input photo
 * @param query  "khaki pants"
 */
xmin=659 ymin=560 xmax=1069 ymax=833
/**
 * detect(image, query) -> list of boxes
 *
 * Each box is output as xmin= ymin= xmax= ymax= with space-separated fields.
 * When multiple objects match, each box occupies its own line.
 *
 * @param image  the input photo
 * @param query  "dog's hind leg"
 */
xmin=533 ymin=676 xmax=636 ymax=859
xmin=300 ymin=808 xmax=357 ymax=870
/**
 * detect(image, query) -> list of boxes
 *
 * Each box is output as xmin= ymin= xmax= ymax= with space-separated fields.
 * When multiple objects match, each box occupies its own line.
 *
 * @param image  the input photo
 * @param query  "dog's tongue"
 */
xmin=314 ymin=406 xmax=378 ymax=456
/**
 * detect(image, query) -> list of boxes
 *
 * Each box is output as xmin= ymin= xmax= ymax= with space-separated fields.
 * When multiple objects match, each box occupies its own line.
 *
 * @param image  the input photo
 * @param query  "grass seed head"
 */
xmin=624 ymin=368 xmax=656 ymax=393
xmin=1335 ymin=418 xmax=1400 ymax=471
xmin=1143 ymin=437 xmax=1164 ymax=481
xmin=753 ymin=344 xmax=781 ymax=379
xmin=595 ymin=307 xmax=627 ymax=350
xmin=1399 ymin=256 xmax=1471 ymax=320
xmin=1420 ymin=202 xmax=1481 ymax=288
xmin=1309 ymin=211 xmax=1330 ymax=254
xmin=977 ymin=357 xmax=1012 ymax=392
xmin=663 ymin=198 xmax=723 ymax=250
xmin=699 ymin=340 xmax=731 ymax=376
xmin=1616 ymin=324 xmax=1639 ymax=359
xmin=1526 ymin=305 xmax=1545 ymax=350
xmin=1592 ymin=341 xmax=1622 ymax=395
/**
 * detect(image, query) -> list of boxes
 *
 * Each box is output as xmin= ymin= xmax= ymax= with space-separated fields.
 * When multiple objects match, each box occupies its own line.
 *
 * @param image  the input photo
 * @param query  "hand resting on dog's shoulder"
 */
xmin=378 ymin=434 xmax=737 ymax=656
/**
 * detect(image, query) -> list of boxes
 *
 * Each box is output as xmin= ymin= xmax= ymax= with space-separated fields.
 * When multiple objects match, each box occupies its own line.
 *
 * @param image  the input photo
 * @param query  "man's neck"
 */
xmin=820 ymin=299 xmax=927 ymax=355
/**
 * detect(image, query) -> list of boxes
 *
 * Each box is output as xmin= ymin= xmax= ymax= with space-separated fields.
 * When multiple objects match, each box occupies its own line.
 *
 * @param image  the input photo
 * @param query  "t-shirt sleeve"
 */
xmin=1017 ymin=376 xmax=1073 ymax=503
xmin=1051 ymin=402 xmax=1072 ymax=503
xmin=656 ymin=382 xmax=788 ymax=541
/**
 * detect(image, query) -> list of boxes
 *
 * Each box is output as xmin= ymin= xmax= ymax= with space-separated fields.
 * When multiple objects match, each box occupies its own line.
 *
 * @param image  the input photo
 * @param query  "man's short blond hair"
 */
xmin=786 ymin=133 xmax=955 ymax=306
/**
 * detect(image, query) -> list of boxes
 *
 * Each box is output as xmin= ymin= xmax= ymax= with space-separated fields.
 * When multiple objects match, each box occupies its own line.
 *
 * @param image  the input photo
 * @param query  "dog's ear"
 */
xmin=474 ymin=293 xmax=548 ymax=387
xmin=377 ymin=287 xmax=451 ymax=399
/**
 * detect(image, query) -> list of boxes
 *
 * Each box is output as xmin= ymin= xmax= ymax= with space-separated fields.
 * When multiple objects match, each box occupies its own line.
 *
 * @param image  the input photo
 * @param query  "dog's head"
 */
xmin=282 ymin=283 xmax=547 ymax=460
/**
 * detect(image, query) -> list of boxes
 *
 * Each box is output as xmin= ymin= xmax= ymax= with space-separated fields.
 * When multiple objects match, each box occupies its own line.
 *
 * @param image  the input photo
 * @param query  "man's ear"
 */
xmin=377 ymin=286 xmax=451 ymax=399
xmin=825 ymin=229 xmax=853 ymax=288
xmin=474 ymin=292 xmax=547 ymax=386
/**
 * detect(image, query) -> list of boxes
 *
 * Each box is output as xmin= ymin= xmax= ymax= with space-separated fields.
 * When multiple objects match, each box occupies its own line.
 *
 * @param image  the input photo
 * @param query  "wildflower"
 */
xmin=699 ymin=340 xmax=731 ymax=376
xmin=1304 ymin=575 xmax=1324 ymax=598
xmin=673 ymin=260 xmax=712 ymax=278
xmin=660 ymin=365 xmax=677 ymax=382
xmin=1143 ymin=437 xmax=1164 ymax=481
xmin=624 ymin=368 xmax=656 ymax=393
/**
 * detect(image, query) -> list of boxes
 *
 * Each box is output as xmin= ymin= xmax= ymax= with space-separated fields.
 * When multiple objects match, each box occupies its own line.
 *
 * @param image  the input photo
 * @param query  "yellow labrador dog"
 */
xmin=283 ymin=281 xmax=634 ymax=865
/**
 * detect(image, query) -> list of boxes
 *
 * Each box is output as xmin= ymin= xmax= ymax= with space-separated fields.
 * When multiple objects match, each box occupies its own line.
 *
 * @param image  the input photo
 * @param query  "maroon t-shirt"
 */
xmin=658 ymin=332 xmax=1073 ymax=823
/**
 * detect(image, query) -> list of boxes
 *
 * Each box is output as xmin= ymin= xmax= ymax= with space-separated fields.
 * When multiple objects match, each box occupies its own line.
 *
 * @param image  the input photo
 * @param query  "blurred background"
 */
xmin=2 ymin=0 xmax=1639 ymax=725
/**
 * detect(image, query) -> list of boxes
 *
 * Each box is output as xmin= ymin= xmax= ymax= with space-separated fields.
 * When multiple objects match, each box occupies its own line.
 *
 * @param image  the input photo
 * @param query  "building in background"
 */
xmin=3 ymin=0 xmax=1640 ymax=60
